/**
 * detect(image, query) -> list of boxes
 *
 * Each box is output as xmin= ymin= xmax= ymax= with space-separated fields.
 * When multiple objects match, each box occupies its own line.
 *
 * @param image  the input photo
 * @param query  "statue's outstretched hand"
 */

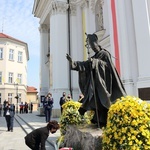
xmin=66 ymin=53 xmax=72 ymax=63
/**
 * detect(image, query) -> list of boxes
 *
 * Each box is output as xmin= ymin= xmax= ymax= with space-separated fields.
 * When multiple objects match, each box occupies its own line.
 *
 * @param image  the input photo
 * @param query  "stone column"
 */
xmin=39 ymin=24 xmax=49 ymax=96
xmin=114 ymin=0 xmax=137 ymax=95
xmin=49 ymin=1 xmax=71 ymax=106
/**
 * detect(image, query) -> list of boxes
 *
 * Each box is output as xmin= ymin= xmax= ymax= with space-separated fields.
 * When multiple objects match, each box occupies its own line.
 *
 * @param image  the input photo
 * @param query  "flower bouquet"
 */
xmin=102 ymin=96 xmax=150 ymax=150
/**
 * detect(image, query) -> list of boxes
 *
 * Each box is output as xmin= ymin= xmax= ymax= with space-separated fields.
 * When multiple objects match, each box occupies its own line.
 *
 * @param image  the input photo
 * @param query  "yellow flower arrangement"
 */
xmin=59 ymin=100 xmax=94 ymax=135
xmin=58 ymin=100 xmax=95 ymax=148
xmin=60 ymin=100 xmax=82 ymax=135
xmin=102 ymin=95 xmax=150 ymax=150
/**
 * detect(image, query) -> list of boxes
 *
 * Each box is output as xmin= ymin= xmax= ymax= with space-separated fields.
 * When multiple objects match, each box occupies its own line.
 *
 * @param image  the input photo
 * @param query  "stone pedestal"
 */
xmin=61 ymin=125 xmax=103 ymax=150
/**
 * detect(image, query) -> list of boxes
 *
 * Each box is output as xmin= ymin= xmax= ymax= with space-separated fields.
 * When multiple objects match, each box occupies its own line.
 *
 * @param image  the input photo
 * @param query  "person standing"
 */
xmin=44 ymin=93 xmax=54 ymax=123
xmin=3 ymin=101 xmax=15 ymax=132
xmin=66 ymin=94 xmax=72 ymax=101
xmin=59 ymin=92 xmax=66 ymax=114
xmin=24 ymin=120 xmax=59 ymax=150
xmin=0 ymin=103 xmax=2 ymax=117
xmin=19 ymin=102 xmax=24 ymax=114
xmin=30 ymin=102 xmax=33 ymax=113
xmin=24 ymin=102 xmax=28 ymax=113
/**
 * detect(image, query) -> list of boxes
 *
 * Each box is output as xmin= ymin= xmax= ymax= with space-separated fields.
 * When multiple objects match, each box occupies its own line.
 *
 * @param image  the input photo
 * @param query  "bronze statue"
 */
xmin=66 ymin=33 xmax=126 ymax=127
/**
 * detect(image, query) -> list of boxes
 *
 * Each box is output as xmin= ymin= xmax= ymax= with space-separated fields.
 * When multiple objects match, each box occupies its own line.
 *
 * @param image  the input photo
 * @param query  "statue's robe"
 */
xmin=71 ymin=49 xmax=126 ymax=125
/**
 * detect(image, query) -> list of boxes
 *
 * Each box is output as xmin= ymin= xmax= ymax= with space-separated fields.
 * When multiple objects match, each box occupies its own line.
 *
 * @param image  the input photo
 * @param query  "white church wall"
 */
xmin=115 ymin=1 xmax=134 ymax=93
xmin=132 ymin=0 xmax=150 ymax=90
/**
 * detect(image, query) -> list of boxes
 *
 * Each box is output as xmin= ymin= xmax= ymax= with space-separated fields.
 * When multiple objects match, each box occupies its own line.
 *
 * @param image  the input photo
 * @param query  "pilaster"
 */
xmin=132 ymin=0 xmax=150 ymax=85
xmin=39 ymin=24 xmax=49 ymax=96
xmin=114 ymin=0 xmax=135 ymax=95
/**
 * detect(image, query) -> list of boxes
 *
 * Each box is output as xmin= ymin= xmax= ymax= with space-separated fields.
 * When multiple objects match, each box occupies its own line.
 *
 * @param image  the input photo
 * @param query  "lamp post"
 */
xmin=14 ymin=83 xmax=19 ymax=113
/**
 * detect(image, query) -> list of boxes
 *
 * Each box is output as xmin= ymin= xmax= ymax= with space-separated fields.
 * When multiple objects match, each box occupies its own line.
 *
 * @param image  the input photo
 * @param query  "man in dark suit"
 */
xmin=25 ymin=120 xmax=59 ymax=150
xmin=43 ymin=93 xmax=54 ymax=122
xmin=3 ymin=101 xmax=15 ymax=132
xmin=59 ymin=92 xmax=66 ymax=114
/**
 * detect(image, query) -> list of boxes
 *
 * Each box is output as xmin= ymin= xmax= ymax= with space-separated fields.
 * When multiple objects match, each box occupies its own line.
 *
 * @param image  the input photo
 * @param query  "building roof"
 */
xmin=0 ymin=33 xmax=29 ymax=60
xmin=27 ymin=86 xmax=38 ymax=93
xmin=0 ymin=33 xmax=26 ymax=44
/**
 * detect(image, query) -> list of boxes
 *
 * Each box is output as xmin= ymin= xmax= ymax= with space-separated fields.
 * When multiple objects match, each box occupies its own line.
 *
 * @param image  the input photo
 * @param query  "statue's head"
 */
xmin=87 ymin=34 xmax=99 ymax=52
xmin=87 ymin=34 xmax=98 ymax=43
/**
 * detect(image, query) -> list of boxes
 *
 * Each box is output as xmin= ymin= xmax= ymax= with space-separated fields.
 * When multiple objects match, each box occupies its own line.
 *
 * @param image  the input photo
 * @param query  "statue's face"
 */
xmin=88 ymin=39 xmax=99 ymax=53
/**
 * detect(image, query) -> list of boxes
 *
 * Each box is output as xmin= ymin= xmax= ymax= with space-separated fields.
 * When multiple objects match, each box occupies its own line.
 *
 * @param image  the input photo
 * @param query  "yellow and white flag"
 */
xmin=15 ymin=78 xmax=20 ymax=84
xmin=2 ymin=77 xmax=5 ymax=84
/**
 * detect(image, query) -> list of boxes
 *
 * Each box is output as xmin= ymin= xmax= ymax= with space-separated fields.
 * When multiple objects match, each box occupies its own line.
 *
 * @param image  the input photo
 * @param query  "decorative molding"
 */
xmin=90 ymin=0 xmax=104 ymax=13
xmin=39 ymin=0 xmax=52 ymax=24
xmin=95 ymin=0 xmax=104 ymax=31
xmin=73 ymin=0 xmax=88 ymax=8
xmin=70 ymin=3 xmax=77 ymax=15
xmin=51 ymin=1 xmax=68 ymax=14
xmin=138 ymin=76 xmax=150 ymax=82
xmin=137 ymin=76 xmax=150 ymax=88
xmin=70 ymin=0 xmax=78 ymax=3
xmin=49 ymin=1 xmax=76 ymax=16
xmin=39 ymin=24 xmax=48 ymax=33
xmin=90 ymin=0 xmax=95 ymax=13
xmin=122 ymin=79 xmax=134 ymax=84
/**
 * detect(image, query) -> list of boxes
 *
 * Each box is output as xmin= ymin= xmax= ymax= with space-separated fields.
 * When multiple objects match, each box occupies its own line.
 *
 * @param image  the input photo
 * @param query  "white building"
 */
xmin=32 ymin=0 xmax=150 ymax=115
xmin=0 ymin=33 xmax=29 ymax=109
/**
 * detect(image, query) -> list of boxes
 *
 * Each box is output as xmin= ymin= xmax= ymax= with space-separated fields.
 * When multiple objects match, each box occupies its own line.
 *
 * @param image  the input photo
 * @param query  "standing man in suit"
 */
xmin=3 ymin=101 xmax=15 ymax=132
xmin=44 ymin=93 xmax=54 ymax=122
xmin=59 ymin=92 xmax=66 ymax=114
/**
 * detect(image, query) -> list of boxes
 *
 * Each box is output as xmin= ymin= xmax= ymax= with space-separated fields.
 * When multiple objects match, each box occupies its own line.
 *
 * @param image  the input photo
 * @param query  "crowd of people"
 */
xmin=1 ymin=91 xmax=83 ymax=133
xmin=19 ymin=102 xmax=33 ymax=114
xmin=1 ymin=100 xmax=34 ymax=132
xmin=41 ymin=91 xmax=84 ymax=122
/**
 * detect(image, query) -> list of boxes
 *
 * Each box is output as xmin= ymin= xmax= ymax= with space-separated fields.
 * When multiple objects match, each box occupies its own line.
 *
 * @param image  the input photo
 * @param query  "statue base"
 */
xmin=61 ymin=124 xmax=103 ymax=150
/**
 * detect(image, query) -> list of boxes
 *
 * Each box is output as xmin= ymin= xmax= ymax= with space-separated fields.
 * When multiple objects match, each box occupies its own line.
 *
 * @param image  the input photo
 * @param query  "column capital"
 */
xmin=74 ymin=0 xmax=88 ymax=8
xmin=50 ymin=1 xmax=76 ymax=16
xmin=39 ymin=24 xmax=48 ymax=33
xmin=90 ymin=0 xmax=104 ymax=13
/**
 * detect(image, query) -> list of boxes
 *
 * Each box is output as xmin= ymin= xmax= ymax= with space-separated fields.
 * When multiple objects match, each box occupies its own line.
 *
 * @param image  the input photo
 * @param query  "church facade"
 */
xmin=33 ymin=0 xmax=150 ymax=114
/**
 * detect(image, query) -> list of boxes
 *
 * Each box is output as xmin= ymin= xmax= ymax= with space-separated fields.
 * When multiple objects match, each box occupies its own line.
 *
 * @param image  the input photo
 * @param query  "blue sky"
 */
xmin=0 ymin=0 xmax=40 ymax=90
